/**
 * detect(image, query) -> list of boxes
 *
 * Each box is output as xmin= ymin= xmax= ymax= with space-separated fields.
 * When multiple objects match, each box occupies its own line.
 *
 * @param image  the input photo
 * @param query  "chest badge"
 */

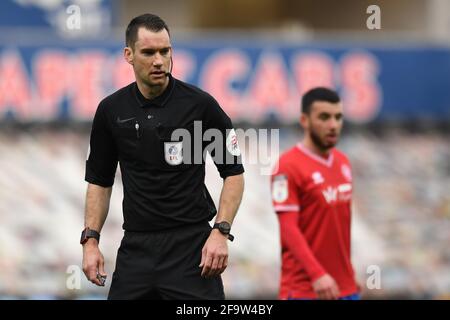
xmin=164 ymin=142 xmax=183 ymax=165
xmin=312 ymin=171 xmax=325 ymax=184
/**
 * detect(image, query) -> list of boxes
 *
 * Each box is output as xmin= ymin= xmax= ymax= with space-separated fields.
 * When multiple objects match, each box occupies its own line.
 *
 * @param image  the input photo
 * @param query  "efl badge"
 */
xmin=226 ymin=129 xmax=241 ymax=156
xmin=272 ymin=175 xmax=288 ymax=203
xmin=341 ymin=164 xmax=352 ymax=181
xmin=164 ymin=142 xmax=183 ymax=165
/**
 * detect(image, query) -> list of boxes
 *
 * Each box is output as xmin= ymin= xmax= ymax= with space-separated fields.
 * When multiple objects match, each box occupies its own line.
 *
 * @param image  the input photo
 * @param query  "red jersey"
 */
xmin=271 ymin=143 xmax=357 ymax=299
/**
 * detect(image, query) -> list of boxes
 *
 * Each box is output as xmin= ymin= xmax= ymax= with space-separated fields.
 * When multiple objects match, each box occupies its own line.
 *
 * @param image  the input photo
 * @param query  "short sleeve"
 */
xmin=85 ymin=100 xmax=118 ymax=187
xmin=202 ymin=94 xmax=244 ymax=179
xmin=271 ymin=159 xmax=301 ymax=213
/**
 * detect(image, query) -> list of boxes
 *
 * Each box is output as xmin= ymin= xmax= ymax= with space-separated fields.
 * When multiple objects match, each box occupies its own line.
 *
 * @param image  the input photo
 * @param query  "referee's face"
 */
xmin=125 ymin=27 xmax=172 ymax=90
xmin=302 ymin=101 xmax=343 ymax=151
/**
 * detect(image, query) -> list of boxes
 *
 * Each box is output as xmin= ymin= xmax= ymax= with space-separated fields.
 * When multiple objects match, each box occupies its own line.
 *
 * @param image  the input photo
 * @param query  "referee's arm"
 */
xmin=200 ymin=173 xmax=244 ymax=278
xmin=199 ymin=94 xmax=245 ymax=278
xmin=214 ymin=174 xmax=244 ymax=230
xmin=82 ymin=100 xmax=118 ymax=286
xmin=82 ymin=183 xmax=111 ymax=286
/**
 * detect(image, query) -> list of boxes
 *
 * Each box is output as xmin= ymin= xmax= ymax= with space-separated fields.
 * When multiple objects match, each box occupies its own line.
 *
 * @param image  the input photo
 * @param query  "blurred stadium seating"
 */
xmin=0 ymin=126 xmax=449 ymax=299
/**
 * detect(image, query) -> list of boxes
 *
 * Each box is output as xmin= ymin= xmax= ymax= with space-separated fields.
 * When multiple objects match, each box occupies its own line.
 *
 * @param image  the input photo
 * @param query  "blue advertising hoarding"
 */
xmin=0 ymin=41 xmax=449 ymax=124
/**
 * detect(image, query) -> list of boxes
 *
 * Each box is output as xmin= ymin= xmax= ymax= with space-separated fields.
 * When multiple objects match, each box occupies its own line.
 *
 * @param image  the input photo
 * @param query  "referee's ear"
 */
xmin=124 ymin=46 xmax=134 ymax=65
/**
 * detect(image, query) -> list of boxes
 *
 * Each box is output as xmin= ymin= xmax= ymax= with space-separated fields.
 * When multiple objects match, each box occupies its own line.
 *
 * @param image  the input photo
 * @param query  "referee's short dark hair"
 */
xmin=126 ymin=13 xmax=170 ymax=49
xmin=301 ymin=87 xmax=340 ymax=114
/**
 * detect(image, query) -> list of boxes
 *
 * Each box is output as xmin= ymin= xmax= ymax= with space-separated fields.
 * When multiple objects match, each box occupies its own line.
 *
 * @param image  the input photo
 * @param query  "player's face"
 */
xmin=124 ymin=27 xmax=172 ymax=88
xmin=303 ymin=101 xmax=343 ymax=150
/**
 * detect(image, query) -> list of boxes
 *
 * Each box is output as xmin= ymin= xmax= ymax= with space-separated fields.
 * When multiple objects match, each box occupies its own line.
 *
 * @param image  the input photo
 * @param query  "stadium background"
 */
xmin=0 ymin=0 xmax=449 ymax=299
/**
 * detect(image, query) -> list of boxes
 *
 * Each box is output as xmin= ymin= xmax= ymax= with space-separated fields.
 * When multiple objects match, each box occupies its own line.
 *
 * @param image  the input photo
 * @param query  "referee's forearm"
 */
xmin=84 ymin=183 xmax=112 ymax=233
xmin=215 ymin=174 xmax=244 ymax=225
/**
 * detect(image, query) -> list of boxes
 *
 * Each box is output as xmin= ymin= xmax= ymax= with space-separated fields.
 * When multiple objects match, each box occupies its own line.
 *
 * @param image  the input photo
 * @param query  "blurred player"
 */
xmin=271 ymin=87 xmax=360 ymax=300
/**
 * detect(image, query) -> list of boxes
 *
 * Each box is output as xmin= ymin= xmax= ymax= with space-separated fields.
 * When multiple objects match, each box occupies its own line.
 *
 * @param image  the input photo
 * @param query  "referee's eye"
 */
xmin=141 ymin=49 xmax=156 ymax=56
xmin=160 ymin=48 xmax=170 ymax=56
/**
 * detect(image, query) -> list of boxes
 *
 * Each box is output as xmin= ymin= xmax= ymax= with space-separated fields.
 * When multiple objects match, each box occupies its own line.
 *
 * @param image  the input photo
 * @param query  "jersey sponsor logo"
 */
xmin=226 ymin=129 xmax=241 ymax=156
xmin=338 ymin=183 xmax=352 ymax=201
xmin=338 ymin=183 xmax=352 ymax=193
xmin=164 ymin=142 xmax=183 ymax=165
xmin=322 ymin=186 xmax=338 ymax=203
xmin=272 ymin=174 xmax=288 ymax=203
xmin=312 ymin=171 xmax=324 ymax=184
xmin=341 ymin=164 xmax=352 ymax=181
xmin=322 ymin=184 xmax=352 ymax=203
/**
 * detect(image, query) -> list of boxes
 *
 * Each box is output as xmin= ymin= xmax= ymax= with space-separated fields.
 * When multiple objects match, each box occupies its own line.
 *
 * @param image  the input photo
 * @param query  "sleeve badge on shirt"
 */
xmin=226 ymin=129 xmax=241 ymax=156
xmin=272 ymin=174 xmax=288 ymax=203
xmin=341 ymin=164 xmax=352 ymax=181
xmin=164 ymin=142 xmax=183 ymax=165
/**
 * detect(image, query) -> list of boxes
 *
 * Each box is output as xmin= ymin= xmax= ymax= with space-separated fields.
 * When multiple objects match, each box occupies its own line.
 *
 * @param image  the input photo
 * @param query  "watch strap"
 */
xmin=80 ymin=227 xmax=100 ymax=245
xmin=213 ymin=222 xmax=234 ymax=242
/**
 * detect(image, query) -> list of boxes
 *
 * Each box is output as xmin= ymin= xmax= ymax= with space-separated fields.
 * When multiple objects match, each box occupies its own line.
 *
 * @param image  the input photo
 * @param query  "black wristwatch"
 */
xmin=213 ymin=221 xmax=234 ymax=242
xmin=80 ymin=227 xmax=100 ymax=245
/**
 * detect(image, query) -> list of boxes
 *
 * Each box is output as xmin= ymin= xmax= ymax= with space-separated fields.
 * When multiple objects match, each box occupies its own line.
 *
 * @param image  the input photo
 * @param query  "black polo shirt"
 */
xmin=85 ymin=75 xmax=244 ymax=231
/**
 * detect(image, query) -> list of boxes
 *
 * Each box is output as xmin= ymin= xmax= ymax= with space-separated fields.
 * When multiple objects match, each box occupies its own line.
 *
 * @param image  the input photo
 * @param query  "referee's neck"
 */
xmin=136 ymin=78 xmax=169 ymax=100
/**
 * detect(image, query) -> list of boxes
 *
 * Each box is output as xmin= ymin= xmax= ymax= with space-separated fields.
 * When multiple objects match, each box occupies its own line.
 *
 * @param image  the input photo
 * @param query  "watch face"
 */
xmin=219 ymin=222 xmax=231 ymax=233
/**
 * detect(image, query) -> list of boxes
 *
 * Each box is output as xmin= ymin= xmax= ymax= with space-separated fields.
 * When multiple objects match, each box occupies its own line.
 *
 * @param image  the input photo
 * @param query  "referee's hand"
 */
xmin=199 ymin=230 xmax=229 ymax=278
xmin=82 ymin=239 xmax=107 ymax=286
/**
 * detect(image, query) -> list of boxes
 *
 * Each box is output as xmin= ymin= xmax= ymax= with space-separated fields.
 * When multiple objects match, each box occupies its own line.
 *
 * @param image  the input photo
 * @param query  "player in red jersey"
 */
xmin=271 ymin=87 xmax=360 ymax=300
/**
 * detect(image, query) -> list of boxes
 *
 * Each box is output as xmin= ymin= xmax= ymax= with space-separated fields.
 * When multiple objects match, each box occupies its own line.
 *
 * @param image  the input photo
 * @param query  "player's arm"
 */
xmin=200 ymin=173 xmax=244 ymax=277
xmin=278 ymin=211 xmax=340 ymax=299
xmin=82 ymin=183 xmax=111 ymax=286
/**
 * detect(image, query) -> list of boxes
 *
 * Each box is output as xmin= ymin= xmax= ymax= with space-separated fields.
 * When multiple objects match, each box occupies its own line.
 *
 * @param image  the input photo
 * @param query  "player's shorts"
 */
xmin=288 ymin=292 xmax=361 ymax=300
xmin=338 ymin=293 xmax=360 ymax=300
xmin=108 ymin=221 xmax=225 ymax=300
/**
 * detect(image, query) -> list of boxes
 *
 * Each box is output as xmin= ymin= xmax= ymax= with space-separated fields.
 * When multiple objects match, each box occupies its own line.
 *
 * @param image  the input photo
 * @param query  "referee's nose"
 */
xmin=153 ymin=53 xmax=164 ymax=68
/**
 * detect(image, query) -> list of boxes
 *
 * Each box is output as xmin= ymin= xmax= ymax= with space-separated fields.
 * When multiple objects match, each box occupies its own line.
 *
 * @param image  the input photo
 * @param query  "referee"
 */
xmin=81 ymin=13 xmax=245 ymax=300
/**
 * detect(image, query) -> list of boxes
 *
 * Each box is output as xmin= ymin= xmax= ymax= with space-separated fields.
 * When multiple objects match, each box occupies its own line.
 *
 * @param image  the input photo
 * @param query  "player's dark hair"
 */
xmin=126 ymin=13 xmax=170 ymax=49
xmin=301 ymin=87 xmax=340 ymax=114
